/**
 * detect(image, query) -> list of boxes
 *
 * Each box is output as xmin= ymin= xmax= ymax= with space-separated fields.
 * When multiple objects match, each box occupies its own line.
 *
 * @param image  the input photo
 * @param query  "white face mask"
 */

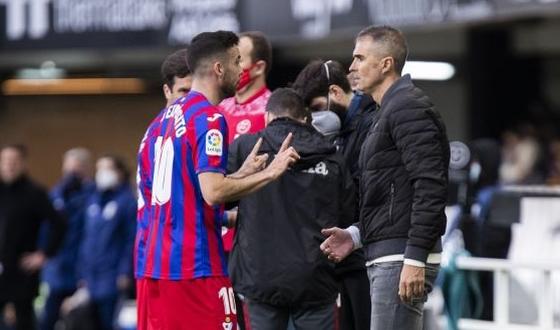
xmin=311 ymin=110 xmax=341 ymax=137
xmin=95 ymin=169 xmax=119 ymax=191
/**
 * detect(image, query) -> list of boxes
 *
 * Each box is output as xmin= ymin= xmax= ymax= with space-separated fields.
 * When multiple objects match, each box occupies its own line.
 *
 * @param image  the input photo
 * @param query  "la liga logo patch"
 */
xmin=206 ymin=129 xmax=223 ymax=156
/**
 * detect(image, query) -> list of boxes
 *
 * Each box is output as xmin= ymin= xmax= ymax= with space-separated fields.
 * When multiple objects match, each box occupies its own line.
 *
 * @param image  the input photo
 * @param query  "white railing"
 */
xmin=455 ymin=256 xmax=560 ymax=330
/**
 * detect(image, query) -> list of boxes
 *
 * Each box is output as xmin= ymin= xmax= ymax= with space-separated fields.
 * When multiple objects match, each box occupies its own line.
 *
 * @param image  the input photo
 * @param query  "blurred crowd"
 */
xmin=0 ymin=146 xmax=136 ymax=330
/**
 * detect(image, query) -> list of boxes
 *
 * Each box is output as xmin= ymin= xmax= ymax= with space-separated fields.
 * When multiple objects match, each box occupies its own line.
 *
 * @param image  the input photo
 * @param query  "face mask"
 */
xmin=311 ymin=110 xmax=341 ymax=137
xmin=62 ymin=172 xmax=83 ymax=194
xmin=236 ymin=63 xmax=257 ymax=92
xmin=95 ymin=169 xmax=119 ymax=191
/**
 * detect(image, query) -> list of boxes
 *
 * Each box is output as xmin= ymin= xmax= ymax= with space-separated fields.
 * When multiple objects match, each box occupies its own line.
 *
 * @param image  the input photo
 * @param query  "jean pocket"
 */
xmin=401 ymin=298 xmax=424 ymax=316
xmin=425 ymin=264 xmax=440 ymax=274
xmin=372 ymin=261 xmax=403 ymax=270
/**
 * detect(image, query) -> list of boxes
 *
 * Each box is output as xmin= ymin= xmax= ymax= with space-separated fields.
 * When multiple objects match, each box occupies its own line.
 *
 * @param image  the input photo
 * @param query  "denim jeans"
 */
xmin=367 ymin=261 xmax=439 ymax=330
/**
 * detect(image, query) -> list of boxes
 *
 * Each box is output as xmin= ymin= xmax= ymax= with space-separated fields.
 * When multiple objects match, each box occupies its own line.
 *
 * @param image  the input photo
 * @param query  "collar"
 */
xmin=237 ymin=86 xmax=269 ymax=105
xmin=380 ymin=74 xmax=412 ymax=109
xmin=344 ymin=93 xmax=363 ymax=127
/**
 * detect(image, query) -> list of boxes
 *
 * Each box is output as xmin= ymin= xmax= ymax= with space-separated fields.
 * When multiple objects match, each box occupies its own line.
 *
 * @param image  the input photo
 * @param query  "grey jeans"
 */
xmin=367 ymin=261 xmax=439 ymax=330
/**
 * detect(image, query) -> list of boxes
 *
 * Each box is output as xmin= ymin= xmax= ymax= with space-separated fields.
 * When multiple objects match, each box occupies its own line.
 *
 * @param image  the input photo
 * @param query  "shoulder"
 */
xmin=231 ymin=133 xmax=260 ymax=156
xmin=385 ymin=86 xmax=433 ymax=124
xmin=188 ymin=106 xmax=227 ymax=135
xmin=218 ymin=97 xmax=236 ymax=114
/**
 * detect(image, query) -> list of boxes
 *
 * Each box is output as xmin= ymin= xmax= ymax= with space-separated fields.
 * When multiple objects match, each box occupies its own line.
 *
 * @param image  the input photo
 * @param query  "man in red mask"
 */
xmin=220 ymin=31 xmax=272 ymax=143
xmin=219 ymin=31 xmax=272 ymax=255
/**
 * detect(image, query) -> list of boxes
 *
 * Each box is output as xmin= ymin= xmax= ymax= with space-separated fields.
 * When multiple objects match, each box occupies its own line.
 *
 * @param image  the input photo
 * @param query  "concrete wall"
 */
xmin=0 ymin=94 xmax=163 ymax=187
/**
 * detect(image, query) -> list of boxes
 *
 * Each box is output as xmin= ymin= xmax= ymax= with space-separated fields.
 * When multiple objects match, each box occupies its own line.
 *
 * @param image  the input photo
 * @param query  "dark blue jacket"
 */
xmin=42 ymin=176 xmax=95 ymax=292
xmin=79 ymin=184 xmax=136 ymax=300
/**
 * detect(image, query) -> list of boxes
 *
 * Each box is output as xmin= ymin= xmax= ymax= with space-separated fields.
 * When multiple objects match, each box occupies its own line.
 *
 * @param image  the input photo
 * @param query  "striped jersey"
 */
xmin=135 ymin=91 xmax=229 ymax=280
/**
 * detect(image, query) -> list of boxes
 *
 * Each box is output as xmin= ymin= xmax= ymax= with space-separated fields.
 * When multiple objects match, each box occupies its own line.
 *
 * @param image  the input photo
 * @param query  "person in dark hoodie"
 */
xmin=292 ymin=59 xmax=376 ymax=330
xmin=320 ymin=26 xmax=450 ymax=330
xmin=228 ymin=88 xmax=356 ymax=330
xmin=0 ymin=144 xmax=66 ymax=330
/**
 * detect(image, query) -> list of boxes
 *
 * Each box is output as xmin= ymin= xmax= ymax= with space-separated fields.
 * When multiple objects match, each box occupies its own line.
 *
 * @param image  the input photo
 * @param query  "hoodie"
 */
xmin=227 ymin=117 xmax=356 ymax=307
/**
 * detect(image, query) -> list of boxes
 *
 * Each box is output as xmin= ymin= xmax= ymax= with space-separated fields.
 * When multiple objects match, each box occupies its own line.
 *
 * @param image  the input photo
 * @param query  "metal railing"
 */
xmin=455 ymin=256 xmax=560 ymax=330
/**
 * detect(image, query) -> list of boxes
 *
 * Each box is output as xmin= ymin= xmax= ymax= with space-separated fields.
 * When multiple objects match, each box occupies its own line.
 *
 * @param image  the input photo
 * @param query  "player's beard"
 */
xmin=220 ymin=71 xmax=237 ymax=100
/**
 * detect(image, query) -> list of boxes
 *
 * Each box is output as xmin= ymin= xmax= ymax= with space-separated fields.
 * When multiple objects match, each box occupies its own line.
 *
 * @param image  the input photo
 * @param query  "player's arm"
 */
xmin=199 ymin=133 xmax=299 ymax=206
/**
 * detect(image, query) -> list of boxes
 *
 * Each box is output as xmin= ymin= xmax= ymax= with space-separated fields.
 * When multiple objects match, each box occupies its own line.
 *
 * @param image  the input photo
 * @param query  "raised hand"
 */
xmin=265 ymin=133 xmax=300 ymax=179
xmin=237 ymin=137 xmax=269 ymax=177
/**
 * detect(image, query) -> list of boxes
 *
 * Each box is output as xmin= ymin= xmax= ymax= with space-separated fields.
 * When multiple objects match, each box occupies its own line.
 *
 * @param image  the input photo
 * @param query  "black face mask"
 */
xmin=62 ymin=173 xmax=83 ymax=197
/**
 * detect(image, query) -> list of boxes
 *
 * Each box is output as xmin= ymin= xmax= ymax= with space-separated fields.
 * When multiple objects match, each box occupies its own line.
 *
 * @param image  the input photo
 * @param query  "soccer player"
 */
xmin=161 ymin=48 xmax=192 ymax=108
xmin=135 ymin=31 xmax=299 ymax=330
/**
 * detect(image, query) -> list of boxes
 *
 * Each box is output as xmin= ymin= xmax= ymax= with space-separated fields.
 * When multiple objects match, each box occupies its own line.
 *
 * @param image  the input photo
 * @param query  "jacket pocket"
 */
xmin=388 ymin=182 xmax=395 ymax=224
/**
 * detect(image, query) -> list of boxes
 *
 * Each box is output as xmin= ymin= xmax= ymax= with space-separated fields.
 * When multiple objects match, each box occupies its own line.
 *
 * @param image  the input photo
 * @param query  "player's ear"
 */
xmin=163 ymin=84 xmax=172 ymax=100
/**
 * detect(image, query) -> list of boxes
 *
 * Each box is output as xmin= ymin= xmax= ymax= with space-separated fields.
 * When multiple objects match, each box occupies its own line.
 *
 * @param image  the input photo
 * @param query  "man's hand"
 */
xmin=20 ymin=251 xmax=46 ymax=274
xmin=320 ymin=227 xmax=354 ymax=263
xmin=399 ymin=264 xmax=425 ymax=303
xmin=264 ymin=133 xmax=300 ymax=180
xmin=235 ymin=138 xmax=269 ymax=178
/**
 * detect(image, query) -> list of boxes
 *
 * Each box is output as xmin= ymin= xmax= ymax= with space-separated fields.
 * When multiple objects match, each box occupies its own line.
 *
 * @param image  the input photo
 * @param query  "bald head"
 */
xmin=357 ymin=25 xmax=408 ymax=75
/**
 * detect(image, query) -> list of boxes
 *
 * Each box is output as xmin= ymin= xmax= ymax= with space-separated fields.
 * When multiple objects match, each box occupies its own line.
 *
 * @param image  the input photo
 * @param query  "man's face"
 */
xmin=63 ymin=155 xmax=91 ymax=179
xmin=165 ymin=75 xmax=192 ymax=104
xmin=239 ymin=37 xmax=254 ymax=71
xmin=349 ymin=36 xmax=385 ymax=95
xmin=220 ymin=46 xmax=242 ymax=98
xmin=0 ymin=148 xmax=26 ymax=184
xmin=310 ymin=95 xmax=348 ymax=121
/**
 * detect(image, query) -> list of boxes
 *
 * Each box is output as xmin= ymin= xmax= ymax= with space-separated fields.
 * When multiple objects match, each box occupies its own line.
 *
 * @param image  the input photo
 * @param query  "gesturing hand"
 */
xmin=265 ymin=133 xmax=300 ymax=179
xmin=236 ymin=137 xmax=269 ymax=178
xmin=320 ymin=227 xmax=354 ymax=263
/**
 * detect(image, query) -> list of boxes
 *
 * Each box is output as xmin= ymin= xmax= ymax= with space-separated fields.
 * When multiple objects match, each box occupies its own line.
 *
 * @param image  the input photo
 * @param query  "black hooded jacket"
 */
xmin=358 ymin=75 xmax=449 ymax=263
xmin=228 ymin=118 xmax=356 ymax=307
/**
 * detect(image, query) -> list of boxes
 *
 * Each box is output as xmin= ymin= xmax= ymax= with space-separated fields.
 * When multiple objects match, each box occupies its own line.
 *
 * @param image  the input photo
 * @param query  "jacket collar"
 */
xmin=380 ymin=74 xmax=413 ymax=109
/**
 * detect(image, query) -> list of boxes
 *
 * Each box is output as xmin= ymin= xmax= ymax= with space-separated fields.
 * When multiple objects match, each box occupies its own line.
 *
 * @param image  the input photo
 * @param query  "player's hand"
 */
xmin=265 ymin=133 xmax=300 ymax=179
xmin=399 ymin=264 xmax=425 ymax=303
xmin=320 ymin=227 xmax=353 ymax=263
xmin=20 ymin=251 xmax=46 ymax=273
xmin=237 ymin=138 xmax=269 ymax=177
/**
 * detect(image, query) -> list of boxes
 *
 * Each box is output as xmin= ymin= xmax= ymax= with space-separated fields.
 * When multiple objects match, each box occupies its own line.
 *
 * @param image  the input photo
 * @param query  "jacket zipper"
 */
xmin=389 ymin=182 xmax=395 ymax=223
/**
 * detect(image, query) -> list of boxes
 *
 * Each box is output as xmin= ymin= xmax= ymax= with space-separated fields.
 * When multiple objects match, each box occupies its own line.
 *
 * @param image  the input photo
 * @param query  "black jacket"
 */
xmin=334 ymin=93 xmax=378 ymax=273
xmin=228 ymin=118 xmax=356 ymax=307
xmin=0 ymin=176 xmax=66 ymax=300
xmin=337 ymin=92 xmax=378 ymax=183
xmin=358 ymin=75 xmax=449 ymax=263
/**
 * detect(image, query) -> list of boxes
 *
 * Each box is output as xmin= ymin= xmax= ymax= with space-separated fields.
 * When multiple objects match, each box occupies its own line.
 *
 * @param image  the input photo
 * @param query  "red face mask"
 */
xmin=236 ymin=63 xmax=257 ymax=91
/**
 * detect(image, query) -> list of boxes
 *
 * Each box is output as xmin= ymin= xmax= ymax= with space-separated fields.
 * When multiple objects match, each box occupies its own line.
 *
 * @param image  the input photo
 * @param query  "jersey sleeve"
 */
xmin=192 ymin=108 xmax=229 ymax=174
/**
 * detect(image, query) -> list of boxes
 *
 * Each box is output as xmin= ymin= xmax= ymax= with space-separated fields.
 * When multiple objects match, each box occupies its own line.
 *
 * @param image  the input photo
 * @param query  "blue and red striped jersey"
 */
xmin=135 ymin=91 xmax=229 ymax=280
